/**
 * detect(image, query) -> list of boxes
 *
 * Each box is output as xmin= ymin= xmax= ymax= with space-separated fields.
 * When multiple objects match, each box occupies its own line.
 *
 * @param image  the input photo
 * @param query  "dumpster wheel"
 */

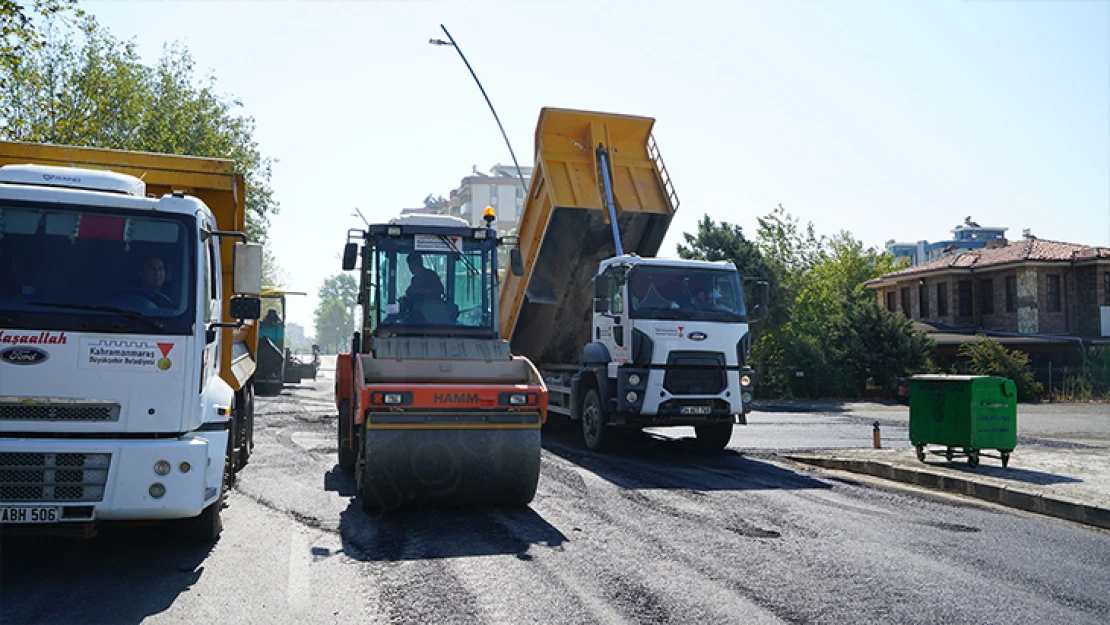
xmin=967 ymin=450 xmax=980 ymax=468
xmin=1001 ymin=451 xmax=1010 ymax=468
xmin=915 ymin=444 xmax=926 ymax=462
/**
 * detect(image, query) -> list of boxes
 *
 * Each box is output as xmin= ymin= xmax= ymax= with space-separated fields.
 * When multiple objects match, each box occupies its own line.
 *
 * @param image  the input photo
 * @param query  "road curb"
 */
xmin=785 ymin=455 xmax=1110 ymax=531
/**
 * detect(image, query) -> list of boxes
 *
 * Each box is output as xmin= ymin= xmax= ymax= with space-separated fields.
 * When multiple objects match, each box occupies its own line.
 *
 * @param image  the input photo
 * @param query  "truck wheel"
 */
xmin=581 ymin=388 xmax=612 ymax=452
xmin=175 ymin=449 xmax=228 ymax=543
xmin=338 ymin=398 xmax=356 ymax=471
xmin=694 ymin=421 xmax=733 ymax=452
xmin=238 ymin=384 xmax=255 ymax=468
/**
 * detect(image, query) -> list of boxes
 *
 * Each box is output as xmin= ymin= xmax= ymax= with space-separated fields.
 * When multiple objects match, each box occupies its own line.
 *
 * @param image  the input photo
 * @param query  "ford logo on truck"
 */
xmin=0 ymin=346 xmax=50 ymax=365
xmin=688 ymin=332 xmax=708 ymax=341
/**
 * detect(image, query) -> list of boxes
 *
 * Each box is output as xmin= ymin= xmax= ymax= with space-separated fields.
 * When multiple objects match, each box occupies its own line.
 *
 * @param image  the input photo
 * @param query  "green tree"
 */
xmin=318 ymin=274 xmax=358 ymax=311
xmin=0 ymin=12 xmax=278 ymax=242
xmin=958 ymin=336 xmax=1043 ymax=402
xmin=313 ymin=298 xmax=349 ymax=354
xmin=313 ymin=274 xmax=357 ymax=353
xmin=841 ymin=298 xmax=933 ymax=395
xmin=0 ymin=0 xmax=82 ymax=89
xmin=681 ymin=206 xmax=930 ymax=398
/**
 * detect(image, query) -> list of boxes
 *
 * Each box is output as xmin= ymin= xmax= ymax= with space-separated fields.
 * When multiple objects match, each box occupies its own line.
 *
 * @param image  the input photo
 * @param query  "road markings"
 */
xmin=287 ymin=521 xmax=312 ymax=612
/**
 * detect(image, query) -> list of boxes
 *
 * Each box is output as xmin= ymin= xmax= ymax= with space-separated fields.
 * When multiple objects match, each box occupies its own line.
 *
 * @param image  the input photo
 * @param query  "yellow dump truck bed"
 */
xmin=499 ymin=108 xmax=679 ymax=365
xmin=0 ymin=140 xmax=256 ymax=391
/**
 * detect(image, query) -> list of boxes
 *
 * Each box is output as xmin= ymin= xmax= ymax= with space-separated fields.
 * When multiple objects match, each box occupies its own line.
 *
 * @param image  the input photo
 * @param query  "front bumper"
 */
xmin=0 ymin=432 xmax=225 ymax=522
xmin=615 ymin=367 xmax=754 ymax=422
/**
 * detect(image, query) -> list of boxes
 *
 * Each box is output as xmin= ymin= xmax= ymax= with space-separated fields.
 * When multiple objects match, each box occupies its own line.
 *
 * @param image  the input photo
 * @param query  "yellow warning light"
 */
xmin=483 ymin=206 xmax=496 ymax=224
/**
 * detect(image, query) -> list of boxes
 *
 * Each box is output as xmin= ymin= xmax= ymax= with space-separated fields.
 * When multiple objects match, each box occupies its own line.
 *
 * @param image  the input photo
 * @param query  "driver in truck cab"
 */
xmin=135 ymin=255 xmax=173 ymax=306
xmin=399 ymin=252 xmax=444 ymax=322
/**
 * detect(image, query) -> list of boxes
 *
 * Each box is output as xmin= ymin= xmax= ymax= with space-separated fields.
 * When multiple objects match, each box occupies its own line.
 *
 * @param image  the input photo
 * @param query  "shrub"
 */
xmin=957 ymin=335 xmax=1043 ymax=402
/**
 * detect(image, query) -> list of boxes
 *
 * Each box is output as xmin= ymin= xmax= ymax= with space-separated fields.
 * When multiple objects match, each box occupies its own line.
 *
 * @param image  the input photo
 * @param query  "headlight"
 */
xmin=384 ymin=393 xmax=403 ymax=405
xmin=626 ymin=391 xmax=639 ymax=404
xmin=742 ymin=392 xmax=753 ymax=404
xmin=179 ymin=461 xmax=191 ymax=473
xmin=149 ymin=483 xmax=166 ymax=498
xmin=741 ymin=375 xmax=752 ymax=387
xmin=510 ymin=394 xmax=527 ymax=405
xmin=153 ymin=460 xmax=171 ymax=476
xmin=628 ymin=373 xmax=641 ymax=386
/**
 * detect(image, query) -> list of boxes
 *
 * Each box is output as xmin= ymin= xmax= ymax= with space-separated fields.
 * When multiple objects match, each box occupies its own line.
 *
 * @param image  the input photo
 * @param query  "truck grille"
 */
xmin=0 ymin=452 xmax=110 ymax=502
xmin=0 ymin=400 xmax=120 ymax=422
xmin=664 ymin=352 xmax=727 ymax=395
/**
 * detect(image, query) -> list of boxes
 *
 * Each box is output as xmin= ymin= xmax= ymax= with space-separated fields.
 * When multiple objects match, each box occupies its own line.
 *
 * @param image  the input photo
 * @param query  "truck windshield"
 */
xmin=628 ymin=265 xmax=747 ymax=322
xmin=372 ymin=233 xmax=495 ymax=334
xmin=0 ymin=203 xmax=195 ymax=334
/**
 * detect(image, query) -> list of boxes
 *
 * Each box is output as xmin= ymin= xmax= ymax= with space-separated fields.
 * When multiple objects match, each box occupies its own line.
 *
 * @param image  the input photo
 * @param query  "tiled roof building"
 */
xmin=866 ymin=236 xmax=1110 ymax=368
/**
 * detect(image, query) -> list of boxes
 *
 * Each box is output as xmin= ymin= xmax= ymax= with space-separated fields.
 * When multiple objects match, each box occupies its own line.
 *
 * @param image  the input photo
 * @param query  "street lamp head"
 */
xmin=429 ymin=38 xmax=453 ymax=46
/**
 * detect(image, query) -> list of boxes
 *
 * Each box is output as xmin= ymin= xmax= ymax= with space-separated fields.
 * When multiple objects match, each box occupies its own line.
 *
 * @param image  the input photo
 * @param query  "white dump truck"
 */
xmin=0 ymin=141 xmax=263 ymax=540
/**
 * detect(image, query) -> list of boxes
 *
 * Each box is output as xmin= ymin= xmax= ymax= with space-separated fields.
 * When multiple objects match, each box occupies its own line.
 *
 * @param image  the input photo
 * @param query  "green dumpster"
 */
xmin=909 ymin=374 xmax=1017 ymax=468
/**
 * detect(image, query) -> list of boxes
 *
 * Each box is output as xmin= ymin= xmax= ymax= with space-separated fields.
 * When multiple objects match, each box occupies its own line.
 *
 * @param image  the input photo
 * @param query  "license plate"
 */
xmin=680 ymin=405 xmax=712 ymax=415
xmin=0 ymin=506 xmax=60 ymax=524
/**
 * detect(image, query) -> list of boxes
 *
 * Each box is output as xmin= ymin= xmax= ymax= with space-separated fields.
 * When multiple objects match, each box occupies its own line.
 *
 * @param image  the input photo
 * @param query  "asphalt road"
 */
xmin=2 ymin=361 xmax=1108 ymax=624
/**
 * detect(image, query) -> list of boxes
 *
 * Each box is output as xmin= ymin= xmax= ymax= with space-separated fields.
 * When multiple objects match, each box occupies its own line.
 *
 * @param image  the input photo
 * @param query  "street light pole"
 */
xmin=430 ymin=24 xmax=529 ymax=200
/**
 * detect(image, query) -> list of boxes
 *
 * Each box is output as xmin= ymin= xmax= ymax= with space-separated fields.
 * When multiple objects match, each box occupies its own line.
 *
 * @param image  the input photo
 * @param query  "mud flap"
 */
xmin=359 ymin=428 xmax=541 ymax=512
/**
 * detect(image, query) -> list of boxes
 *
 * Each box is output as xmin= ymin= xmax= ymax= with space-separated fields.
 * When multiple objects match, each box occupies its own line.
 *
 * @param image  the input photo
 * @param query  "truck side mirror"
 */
xmin=230 ymin=295 xmax=261 ymax=320
xmin=752 ymin=281 xmax=770 ymax=321
xmin=233 ymin=242 xmax=263 ymax=295
xmin=594 ymin=297 xmax=609 ymax=314
xmin=755 ymin=280 xmax=770 ymax=306
xmin=342 ymin=243 xmax=358 ymax=271
xmin=510 ymin=248 xmax=524 ymax=277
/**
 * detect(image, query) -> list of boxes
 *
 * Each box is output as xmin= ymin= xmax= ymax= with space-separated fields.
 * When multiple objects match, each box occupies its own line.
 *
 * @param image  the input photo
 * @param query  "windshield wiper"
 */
xmin=438 ymin=235 xmax=480 ymax=276
xmin=28 ymin=302 xmax=165 ymax=331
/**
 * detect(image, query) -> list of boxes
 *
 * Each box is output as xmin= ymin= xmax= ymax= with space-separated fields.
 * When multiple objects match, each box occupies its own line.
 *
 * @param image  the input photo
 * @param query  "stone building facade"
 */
xmin=867 ymin=238 xmax=1110 ymax=354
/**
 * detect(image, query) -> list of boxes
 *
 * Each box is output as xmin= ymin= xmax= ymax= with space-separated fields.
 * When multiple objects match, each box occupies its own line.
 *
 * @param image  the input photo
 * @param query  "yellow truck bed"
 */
xmin=0 ymin=140 xmax=257 ymax=391
xmin=499 ymin=108 xmax=679 ymax=365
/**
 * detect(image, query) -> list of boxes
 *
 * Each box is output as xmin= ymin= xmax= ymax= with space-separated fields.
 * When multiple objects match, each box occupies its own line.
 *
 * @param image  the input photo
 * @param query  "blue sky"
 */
xmin=83 ymin=0 xmax=1110 ymax=330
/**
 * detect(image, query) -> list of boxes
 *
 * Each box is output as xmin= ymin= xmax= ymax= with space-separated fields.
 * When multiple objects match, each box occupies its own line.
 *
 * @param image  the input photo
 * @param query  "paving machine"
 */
xmin=335 ymin=213 xmax=546 ymax=512
xmin=255 ymin=288 xmax=318 ymax=394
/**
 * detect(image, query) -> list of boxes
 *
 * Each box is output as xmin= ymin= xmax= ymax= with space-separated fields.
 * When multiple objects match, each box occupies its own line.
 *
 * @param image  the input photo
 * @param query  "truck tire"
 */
xmin=581 ymin=388 xmax=612 ymax=452
xmin=694 ymin=421 xmax=733 ymax=452
xmin=175 ymin=446 xmax=229 ymax=543
xmin=238 ymin=384 xmax=255 ymax=469
xmin=338 ymin=398 xmax=356 ymax=471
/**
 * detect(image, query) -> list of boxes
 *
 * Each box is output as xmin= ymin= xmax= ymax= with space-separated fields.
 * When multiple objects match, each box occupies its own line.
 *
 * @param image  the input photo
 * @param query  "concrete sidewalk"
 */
xmin=786 ymin=444 xmax=1110 ymax=530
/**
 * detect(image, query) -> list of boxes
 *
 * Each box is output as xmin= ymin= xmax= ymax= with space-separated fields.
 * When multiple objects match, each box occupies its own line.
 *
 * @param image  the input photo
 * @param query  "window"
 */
xmin=0 ymin=204 xmax=195 ymax=335
xmin=918 ymin=283 xmax=928 ymax=318
xmin=937 ymin=282 xmax=948 ymax=317
xmin=958 ymin=280 xmax=972 ymax=317
xmin=1046 ymin=274 xmax=1061 ymax=312
xmin=1104 ymin=272 xmax=1110 ymax=307
xmin=901 ymin=287 xmax=911 ymax=317
xmin=373 ymin=234 xmax=495 ymax=332
xmin=628 ymin=266 xmax=747 ymax=322
xmin=980 ymin=279 xmax=994 ymax=315
xmin=1005 ymin=276 xmax=1016 ymax=312
xmin=886 ymin=291 xmax=896 ymax=312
